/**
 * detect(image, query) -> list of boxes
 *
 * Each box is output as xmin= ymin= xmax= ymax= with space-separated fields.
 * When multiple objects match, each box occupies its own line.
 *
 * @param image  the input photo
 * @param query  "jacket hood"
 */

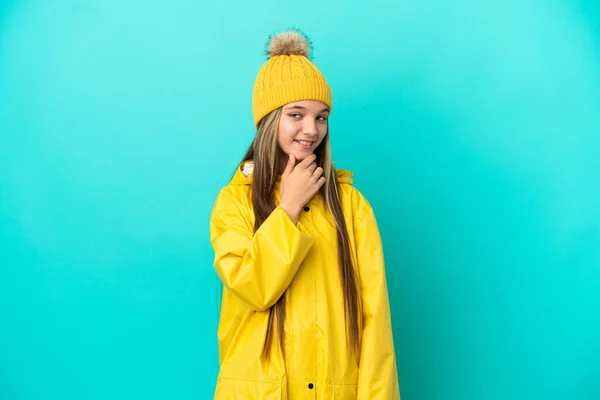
xmin=229 ymin=161 xmax=353 ymax=186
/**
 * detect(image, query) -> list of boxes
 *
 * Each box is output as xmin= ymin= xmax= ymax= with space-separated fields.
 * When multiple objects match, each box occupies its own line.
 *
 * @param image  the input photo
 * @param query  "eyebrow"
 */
xmin=286 ymin=105 xmax=330 ymax=113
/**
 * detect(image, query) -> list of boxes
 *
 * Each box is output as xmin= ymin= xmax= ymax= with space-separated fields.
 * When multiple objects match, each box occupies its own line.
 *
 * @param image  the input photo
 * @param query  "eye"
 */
xmin=317 ymin=115 xmax=328 ymax=121
xmin=288 ymin=113 xmax=302 ymax=119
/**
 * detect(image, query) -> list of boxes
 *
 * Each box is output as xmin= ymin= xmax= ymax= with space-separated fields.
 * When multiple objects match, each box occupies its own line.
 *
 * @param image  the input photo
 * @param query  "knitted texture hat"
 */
xmin=252 ymin=29 xmax=332 ymax=128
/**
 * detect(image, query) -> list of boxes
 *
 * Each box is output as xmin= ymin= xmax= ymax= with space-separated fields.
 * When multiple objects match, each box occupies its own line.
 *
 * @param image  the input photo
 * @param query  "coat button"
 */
xmin=308 ymin=383 xmax=314 ymax=389
xmin=304 ymin=206 xmax=310 ymax=212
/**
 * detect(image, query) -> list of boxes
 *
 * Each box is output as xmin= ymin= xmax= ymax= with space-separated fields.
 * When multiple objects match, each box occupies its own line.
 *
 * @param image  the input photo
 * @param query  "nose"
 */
xmin=302 ymin=118 xmax=318 ymax=137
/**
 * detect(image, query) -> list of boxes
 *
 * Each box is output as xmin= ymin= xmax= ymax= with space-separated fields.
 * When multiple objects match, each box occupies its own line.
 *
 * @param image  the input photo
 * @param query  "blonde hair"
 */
xmin=240 ymin=108 xmax=361 ymax=360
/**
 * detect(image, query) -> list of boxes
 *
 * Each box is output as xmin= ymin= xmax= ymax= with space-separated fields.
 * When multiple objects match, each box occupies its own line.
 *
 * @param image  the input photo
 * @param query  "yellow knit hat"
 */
xmin=252 ymin=29 xmax=332 ymax=128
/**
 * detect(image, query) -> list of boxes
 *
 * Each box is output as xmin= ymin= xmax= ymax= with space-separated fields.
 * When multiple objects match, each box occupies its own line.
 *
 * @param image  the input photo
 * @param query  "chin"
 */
xmin=292 ymin=151 xmax=314 ymax=160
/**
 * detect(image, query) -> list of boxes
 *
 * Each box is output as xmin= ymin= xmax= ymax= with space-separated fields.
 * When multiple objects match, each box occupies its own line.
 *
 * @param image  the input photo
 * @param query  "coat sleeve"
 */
xmin=355 ymin=199 xmax=401 ymax=399
xmin=209 ymin=189 xmax=314 ymax=311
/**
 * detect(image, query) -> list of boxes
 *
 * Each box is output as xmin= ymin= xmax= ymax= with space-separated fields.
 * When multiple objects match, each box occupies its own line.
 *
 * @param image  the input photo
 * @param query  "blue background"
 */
xmin=1 ymin=0 xmax=599 ymax=399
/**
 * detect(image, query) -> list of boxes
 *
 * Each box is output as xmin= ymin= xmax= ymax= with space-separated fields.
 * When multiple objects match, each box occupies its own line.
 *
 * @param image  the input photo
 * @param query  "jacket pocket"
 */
xmin=330 ymin=383 xmax=358 ymax=399
xmin=215 ymin=377 xmax=282 ymax=400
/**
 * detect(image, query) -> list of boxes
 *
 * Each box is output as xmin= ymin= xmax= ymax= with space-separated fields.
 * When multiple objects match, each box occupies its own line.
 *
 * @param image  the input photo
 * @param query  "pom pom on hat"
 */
xmin=266 ymin=29 xmax=312 ymax=59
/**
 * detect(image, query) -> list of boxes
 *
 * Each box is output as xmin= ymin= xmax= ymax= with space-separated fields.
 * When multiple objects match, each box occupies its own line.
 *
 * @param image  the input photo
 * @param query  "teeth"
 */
xmin=296 ymin=140 xmax=312 ymax=146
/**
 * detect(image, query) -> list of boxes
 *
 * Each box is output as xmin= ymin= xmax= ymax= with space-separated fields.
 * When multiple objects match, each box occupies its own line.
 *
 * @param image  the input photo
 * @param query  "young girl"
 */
xmin=210 ymin=29 xmax=400 ymax=399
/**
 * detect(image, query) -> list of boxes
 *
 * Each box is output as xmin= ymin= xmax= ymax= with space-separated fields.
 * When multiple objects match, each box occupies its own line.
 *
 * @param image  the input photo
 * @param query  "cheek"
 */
xmin=278 ymin=120 xmax=298 ymax=143
xmin=317 ymin=125 xmax=328 ymax=142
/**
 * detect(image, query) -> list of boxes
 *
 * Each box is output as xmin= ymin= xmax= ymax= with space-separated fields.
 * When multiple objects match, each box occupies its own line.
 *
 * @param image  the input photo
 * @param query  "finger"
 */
xmin=316 ymin=176 xmax=326 ymax=188
xmin=312 ymin=167 xmax=324 ymax=179
xmin=298 ymin=153 xmax=317 ymax=169
xmin=306 ymin=162 xmax=317 ymax=174
xmin=283 ymin=153 xmax=295 ymax=176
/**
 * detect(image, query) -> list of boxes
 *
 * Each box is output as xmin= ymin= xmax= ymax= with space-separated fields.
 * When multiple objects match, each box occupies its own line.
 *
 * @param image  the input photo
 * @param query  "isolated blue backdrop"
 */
xmin=1 ymin=0 xmax=599 ymax=399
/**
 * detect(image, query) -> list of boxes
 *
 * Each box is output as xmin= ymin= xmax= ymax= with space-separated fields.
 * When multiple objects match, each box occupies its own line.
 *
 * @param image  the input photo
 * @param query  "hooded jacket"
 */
xmin=209 ymin=162 xmax=400 ymax=399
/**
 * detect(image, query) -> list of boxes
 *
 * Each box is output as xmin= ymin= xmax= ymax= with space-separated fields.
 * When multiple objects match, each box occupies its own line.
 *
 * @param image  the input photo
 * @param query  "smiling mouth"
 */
xmin=294 ymin=140 xmax=314 ymax=147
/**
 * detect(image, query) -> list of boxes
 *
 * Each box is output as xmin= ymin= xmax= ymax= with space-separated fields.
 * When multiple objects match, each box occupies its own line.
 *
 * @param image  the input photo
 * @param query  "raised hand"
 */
xmin=279 ymin=154 xmax=325 ymax=223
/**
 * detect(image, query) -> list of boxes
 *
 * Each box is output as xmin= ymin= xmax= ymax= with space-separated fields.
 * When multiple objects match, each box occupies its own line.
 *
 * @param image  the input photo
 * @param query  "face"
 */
xmin=277 ymin=100 xmax=330 ymax=164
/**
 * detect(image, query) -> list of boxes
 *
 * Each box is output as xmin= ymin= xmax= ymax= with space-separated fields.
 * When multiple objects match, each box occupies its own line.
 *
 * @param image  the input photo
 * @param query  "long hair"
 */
xmin=239 ymin=108 xmax=361 ymax=361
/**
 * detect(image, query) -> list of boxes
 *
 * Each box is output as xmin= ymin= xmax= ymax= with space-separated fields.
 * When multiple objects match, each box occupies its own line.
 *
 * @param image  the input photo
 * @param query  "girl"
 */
xmin=210 ymin=29 xmax=400 ymax=399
